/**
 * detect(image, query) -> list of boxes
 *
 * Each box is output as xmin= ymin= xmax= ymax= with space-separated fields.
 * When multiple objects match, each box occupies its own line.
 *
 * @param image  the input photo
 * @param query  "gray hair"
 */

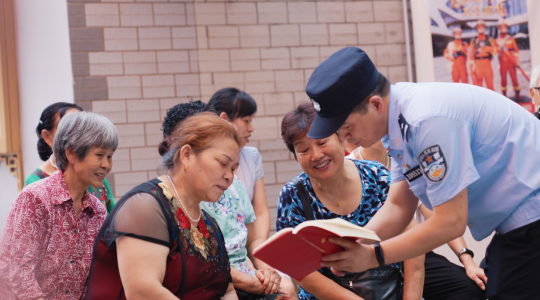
xmin=530 ymin=64 xmax=540 ymax=89
xmin=53 ymin=111 xmax=119 ymax=171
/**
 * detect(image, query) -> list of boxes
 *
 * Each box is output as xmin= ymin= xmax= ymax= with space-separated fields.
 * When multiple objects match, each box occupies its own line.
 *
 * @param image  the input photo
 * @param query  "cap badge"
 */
xmin=311 ymin=99 xmax=321 ymax=112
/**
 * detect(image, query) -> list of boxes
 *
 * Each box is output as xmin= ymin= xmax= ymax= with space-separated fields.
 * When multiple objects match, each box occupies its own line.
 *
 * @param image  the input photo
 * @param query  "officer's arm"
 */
xmin=363 ymin=179 xmax=418 ymax=240
xmin=380 ymin=188 xmax=468 ymax=265
xmin=321 ymin=188 xmax=468 ymax=274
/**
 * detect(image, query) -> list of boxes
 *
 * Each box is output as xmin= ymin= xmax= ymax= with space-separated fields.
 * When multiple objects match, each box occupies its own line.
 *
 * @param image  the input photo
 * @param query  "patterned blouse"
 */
xmin=86 ymin=179 xmax=232 ymax=299
xmin=0 ymin=170 xmax=107 ymax=300
xmin=201 ymin=176 xmax=257 ymax=276
xmin=25 ymin=167 xmax=115 ymax=214
xmin=276 ymin=159 xmax=400 ymax=300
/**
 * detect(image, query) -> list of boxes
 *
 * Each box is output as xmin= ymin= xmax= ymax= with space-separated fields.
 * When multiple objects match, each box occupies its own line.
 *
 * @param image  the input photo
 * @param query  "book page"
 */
xmin=293 ymin=218 xmax=380 ymax=242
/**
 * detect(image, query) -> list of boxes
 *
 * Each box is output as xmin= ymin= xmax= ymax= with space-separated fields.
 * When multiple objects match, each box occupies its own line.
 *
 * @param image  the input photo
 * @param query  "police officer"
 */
xmin=307 ymin=47 xmax=540 ymax=300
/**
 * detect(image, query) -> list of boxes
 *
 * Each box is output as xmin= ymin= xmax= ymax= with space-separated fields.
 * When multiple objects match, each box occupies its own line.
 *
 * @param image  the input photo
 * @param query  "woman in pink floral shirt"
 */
xmin=0 ymin=112 xmax=118 ymax=300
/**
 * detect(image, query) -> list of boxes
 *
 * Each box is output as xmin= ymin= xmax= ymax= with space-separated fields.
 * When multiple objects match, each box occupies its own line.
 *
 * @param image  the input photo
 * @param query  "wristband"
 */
xmin=458 ymin=248 xmax=474 ymax=263
xmin=373 ymin=242 xmax=385 ymax=267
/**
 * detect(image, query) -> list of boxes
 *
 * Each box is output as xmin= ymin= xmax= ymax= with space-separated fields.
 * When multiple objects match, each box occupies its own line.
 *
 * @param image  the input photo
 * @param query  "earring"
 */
xmin=183 ymin=165 xmax=188 ymax=171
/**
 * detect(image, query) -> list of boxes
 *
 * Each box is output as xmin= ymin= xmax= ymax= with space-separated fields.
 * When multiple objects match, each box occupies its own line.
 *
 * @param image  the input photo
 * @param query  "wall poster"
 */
xmin=429 ymin=0 xmax=533 ymax=109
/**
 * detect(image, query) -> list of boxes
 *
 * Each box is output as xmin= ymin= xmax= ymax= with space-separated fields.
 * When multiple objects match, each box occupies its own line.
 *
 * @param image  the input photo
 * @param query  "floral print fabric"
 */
xmin=276 ymin=159 xmax=400 ymax=300
xmin=201 ymin=176 xmax=257 ymax=276
xmin=0 ymin=170 xmax=107 ymax=300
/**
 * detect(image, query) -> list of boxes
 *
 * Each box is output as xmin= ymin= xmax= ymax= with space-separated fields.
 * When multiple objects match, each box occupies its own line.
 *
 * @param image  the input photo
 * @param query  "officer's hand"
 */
xmin=459 ymin=253 xmax=487 ymax=290
xmin=463 ymin=260 xmax=487 ymax=290
xmin=320 ymin=237 xmax=379 ymax=275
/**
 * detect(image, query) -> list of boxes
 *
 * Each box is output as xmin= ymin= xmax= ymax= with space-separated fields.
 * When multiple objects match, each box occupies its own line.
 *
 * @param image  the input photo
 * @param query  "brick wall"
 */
xmin=67 ymin=0 xmax=409 ymax=232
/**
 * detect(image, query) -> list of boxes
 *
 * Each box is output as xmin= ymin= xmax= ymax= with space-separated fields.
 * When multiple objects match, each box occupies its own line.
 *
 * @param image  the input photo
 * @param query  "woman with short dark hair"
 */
xmin=277 ymin=102 xmax=424 ymax=300
xmin=208 ymin=88 xmax=271 ymax=238
xmin=0 ymin=112 xmax=118 ymax=300
xmin=25 ymin=102 xmax=116 ymax=213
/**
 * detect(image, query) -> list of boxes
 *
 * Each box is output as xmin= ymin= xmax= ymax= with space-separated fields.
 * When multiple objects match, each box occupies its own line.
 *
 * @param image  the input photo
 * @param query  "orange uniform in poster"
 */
xmin=469 ymin=34 xmax=497 ymax=91
xmin=444 ymin=39 xmax=469 ymax=83
xmin=496 ymin=21 xmax=520 ymax=99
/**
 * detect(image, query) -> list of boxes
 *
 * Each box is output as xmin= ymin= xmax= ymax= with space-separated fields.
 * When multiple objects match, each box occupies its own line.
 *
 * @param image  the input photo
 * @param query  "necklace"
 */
xmin=167 ymin=175 xmax=201 ymax=223
xmin=356 ymin=148 xmax=390 ymax=169
xmin=50 ymin=157 xmax=58 ymax=170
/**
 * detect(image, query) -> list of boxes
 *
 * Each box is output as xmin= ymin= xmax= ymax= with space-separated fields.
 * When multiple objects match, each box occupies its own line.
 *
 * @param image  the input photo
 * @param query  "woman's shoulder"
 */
xmin=86 ymin=192 xmax=108 ymax=218
xmin=201 ymin=209 xmax=223 ymax=233
xmin=17 ymin=172 xmax=66 ymax=211
xmin=241 ymin=146 xmax=261 ymax=155
xmin=283 ymin=172 xmax=309 ymax=189
xmin=279 ymin=172 xmax=310 ymax=201
xmin=24 ymin=168 xmax=48 ymax=186
xmin=121 ymin=178 xmax=165 ymax=199
xmin=241 ymin=146 xmax=262 ymax=162
xmin=351 ymin=159 xmax=389 ymax=177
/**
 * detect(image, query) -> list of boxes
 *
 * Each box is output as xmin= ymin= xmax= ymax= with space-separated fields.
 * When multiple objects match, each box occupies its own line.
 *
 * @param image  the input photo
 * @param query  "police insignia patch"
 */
xmin=418 ymin=144 xmax=447 ymax=183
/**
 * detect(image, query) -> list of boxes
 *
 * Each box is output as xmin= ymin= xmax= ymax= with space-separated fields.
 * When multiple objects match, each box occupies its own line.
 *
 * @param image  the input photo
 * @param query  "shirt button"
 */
xmin=73 ymin=229 xmax=77 ymax=234
xmin=397 ymin=155 xmax=402 ymax=159
xmin=70 ymin=259 xmax=75 ymax=264
xmin=468 ymin=222 xmax=474 ymax=228
xmin=65 ymin=290 xmax=70 ymax=294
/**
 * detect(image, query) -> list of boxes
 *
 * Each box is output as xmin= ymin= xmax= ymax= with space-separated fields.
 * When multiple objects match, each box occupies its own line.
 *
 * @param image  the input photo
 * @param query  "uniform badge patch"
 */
xmin=418 ymin=144 xmax=447 ymax=183
xmin=404 ymin=165 xmax=422 ymax=182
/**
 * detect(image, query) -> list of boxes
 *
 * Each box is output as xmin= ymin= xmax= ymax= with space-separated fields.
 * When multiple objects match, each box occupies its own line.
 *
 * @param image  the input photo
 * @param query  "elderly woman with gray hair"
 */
xmin=0 ymin=111 xmax=118 ymax=300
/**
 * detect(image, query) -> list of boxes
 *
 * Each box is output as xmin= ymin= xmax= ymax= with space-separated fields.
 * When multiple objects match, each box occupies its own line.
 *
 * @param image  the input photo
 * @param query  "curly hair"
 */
xmin=159 ymin=101 xmax=217 ymax=155
xmin=160 ymin=112 xmax=242 ymax=173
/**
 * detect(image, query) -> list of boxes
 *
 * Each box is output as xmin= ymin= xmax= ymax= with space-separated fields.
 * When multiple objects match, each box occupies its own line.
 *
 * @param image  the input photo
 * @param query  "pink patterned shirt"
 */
xmin=0 ymin=170 xmax=106 ymax=300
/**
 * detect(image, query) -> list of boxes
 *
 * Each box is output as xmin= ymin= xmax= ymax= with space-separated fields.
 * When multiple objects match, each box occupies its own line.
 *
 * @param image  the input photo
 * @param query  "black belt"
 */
xmin=475 ymin=56 xmax=491 ymax=60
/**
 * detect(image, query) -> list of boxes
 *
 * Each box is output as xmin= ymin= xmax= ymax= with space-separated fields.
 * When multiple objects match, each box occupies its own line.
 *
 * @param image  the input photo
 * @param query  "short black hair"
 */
xmin=352 ymin=74 xmax=390 ymax=114
xmin=208 ymin=87 xmax=257 ymax=120
xmin=281 ymin=102 xmax=317 ymax=160
xmin=159 ymin=100 xmax=217 ymax=155
xmin=36 ymin=102 xmax=83 ymax=161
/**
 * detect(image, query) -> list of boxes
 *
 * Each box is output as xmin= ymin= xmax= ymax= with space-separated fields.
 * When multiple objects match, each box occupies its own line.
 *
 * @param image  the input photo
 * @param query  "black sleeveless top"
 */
xmin=86 ymin=179 xmax=231 ymax=299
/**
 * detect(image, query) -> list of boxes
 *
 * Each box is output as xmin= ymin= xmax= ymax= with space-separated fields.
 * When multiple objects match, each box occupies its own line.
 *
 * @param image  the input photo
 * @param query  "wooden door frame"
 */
xmin=0 ymin=0 xmax=23 ymax=190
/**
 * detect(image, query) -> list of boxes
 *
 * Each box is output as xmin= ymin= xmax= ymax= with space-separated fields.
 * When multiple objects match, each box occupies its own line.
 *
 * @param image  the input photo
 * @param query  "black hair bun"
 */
xmin=158 ymin=139 xmax=170 ymax=157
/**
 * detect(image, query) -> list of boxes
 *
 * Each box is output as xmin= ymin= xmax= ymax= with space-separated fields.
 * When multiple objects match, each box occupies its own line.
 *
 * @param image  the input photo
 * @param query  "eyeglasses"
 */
xmin=534 ymin=87 xmax=540 ymax=91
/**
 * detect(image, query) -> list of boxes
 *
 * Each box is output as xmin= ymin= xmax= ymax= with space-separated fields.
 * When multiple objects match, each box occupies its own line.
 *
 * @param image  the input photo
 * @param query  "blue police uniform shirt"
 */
xmin=383 ymin=82 xmax=540 ymax=241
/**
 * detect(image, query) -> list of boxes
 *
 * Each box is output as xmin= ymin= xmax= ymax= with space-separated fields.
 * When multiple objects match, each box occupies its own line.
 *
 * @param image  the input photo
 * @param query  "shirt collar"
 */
xmin=385 ymin=85 xmax=405 ymax=151
xmin=48 ymin=170 xmax=96 ymax=216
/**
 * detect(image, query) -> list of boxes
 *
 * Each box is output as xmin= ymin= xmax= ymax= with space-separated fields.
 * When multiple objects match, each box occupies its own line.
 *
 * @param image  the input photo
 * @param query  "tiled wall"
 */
xmin=67 ymin=0 xmax=410 ymax=232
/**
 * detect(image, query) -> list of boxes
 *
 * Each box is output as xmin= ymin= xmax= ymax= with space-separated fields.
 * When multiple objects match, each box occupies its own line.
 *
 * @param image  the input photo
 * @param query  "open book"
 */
xmin=253 ymin=218 xmax=380 ymax=281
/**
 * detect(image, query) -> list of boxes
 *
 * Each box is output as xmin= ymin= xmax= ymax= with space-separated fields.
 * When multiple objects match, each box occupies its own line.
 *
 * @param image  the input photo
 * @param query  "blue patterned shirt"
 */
xmin=276 ymin=159 xmax=400 ymax=300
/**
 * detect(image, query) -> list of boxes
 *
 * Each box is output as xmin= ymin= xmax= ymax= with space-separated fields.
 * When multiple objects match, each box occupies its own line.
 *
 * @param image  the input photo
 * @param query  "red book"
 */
xmin=253 ymin=218 xmax=380 ymax=281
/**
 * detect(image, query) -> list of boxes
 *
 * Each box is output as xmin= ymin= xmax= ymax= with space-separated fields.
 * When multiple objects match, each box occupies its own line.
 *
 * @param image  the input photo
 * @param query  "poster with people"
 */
xmin=429 ymin=0 xmax=532 ymax=108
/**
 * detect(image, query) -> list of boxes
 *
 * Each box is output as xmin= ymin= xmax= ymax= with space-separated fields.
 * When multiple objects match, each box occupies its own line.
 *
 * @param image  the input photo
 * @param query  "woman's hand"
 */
xmin=258 ymin=267 xmax=281 ymax=294
xmin=462 ymin=256 xmax=487 ymax=290
xmin=232 ymin=268 xmax=266 ymax=295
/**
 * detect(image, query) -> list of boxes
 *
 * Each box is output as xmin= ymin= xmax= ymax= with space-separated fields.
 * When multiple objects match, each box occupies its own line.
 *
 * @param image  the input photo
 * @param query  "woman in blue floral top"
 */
xmin=277 ymin=103 xmax=425 ymax=300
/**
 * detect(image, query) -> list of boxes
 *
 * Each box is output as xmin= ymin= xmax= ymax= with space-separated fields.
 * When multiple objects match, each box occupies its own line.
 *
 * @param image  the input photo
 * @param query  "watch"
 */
xmin=373 ymin=242 xmax=385 ymax=267
xmin=458 ymin=248 xmax=474 ymax=263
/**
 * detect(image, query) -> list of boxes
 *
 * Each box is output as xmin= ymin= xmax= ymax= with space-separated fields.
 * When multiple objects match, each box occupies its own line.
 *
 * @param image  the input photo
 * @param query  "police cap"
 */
xmin=306 ymin=47 xmax=379 ymax=139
